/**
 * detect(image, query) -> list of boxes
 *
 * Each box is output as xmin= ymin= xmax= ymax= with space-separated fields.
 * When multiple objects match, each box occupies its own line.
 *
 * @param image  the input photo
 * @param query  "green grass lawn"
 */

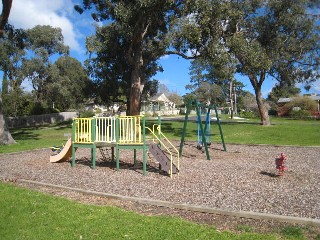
xmin=0 ymin=118 xmax=319 ymax=153
xmin=0 ymin=121 xmax=73 ymax=153
xmin=0 ymin=182 xmax=288 ymax=240
xmin=154 ymin=117 xmax=320 ymax=146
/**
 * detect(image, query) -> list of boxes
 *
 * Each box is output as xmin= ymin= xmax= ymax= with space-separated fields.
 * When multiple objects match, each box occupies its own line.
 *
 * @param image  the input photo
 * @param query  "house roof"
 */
xmin=310 ymin=95 xmax=320 ymax=101
xmin=277 ymin=95 xmax=320 ymax=103
xmin=149 ymin=93 xmax=171 ymax=103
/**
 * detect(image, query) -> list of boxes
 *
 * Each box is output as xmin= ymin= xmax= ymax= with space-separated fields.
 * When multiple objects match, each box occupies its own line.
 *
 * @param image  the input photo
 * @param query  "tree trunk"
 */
xmin=254 ymin=86 xmax=270 ymax=126
xmin=128 ymin=37 xmax=144 ymax=116
xmin=129 ymin=69 xmax=142 ymax=116
xmin=0 ymin=97 xmax=16 ymax=144
xmin=229 ymin=80 xmax=234 ymax=119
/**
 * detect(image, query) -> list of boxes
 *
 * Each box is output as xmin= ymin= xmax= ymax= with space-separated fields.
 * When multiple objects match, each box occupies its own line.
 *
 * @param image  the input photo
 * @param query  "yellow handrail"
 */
xmin=156 ymin=126 xmax=180 ymax=175
xmin=145 ymin=125 xmax=179 ymax=177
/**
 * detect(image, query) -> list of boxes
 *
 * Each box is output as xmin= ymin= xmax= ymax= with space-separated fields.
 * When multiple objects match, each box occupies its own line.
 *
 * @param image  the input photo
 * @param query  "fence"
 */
xmin=6 ymin=112 xmax=78 ymax=128
xmin=73 ymin=116 xmax=143 ymax=145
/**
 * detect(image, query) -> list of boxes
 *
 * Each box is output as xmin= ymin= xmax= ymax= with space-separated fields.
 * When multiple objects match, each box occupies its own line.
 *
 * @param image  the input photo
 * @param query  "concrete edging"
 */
xmin=8 ymin=178 xmax=320 ymax=227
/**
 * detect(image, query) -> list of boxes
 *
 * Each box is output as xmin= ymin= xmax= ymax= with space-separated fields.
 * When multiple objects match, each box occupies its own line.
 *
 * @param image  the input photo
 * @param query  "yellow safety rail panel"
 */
xmin=118 ymin=116 xmax=142 ymax=144
xmin=95 ymin=117 xmax=116 ymax=143
xmin=74 ymin=118 xmax=93 ymax=143
xmin=146 ymin=125 xmax=180 ymax=178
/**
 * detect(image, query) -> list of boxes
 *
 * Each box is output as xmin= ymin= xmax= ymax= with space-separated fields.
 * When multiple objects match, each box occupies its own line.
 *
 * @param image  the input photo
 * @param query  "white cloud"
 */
xmin=9 ymin=0 xmax=82 ymax=52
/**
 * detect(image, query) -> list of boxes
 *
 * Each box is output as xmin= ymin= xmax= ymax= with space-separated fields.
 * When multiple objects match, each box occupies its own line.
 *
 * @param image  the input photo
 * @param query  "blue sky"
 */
xmin=2 ymin=0 xmax=319 ymax=97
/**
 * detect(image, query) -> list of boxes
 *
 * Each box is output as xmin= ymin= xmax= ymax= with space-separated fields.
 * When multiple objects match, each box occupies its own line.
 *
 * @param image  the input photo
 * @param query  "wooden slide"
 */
xmin=50 ymin=138 xmax=72 ymax=163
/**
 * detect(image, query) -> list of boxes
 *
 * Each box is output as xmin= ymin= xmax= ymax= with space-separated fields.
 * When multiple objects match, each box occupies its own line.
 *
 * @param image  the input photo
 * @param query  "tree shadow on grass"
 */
xmin=156 ymin=122 xmax=197 ymax=138
xmin=11 ymin=129 xmax=40 ymax=141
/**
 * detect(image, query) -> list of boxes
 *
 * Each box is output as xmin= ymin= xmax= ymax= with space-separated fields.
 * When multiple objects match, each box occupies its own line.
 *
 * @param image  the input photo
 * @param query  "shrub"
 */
xmin=289 ymin=109 xmax=311 ymax=119
xmin=95 ymin=108 xmax=102 ymax=114
xmin=29 ymin=102 xmax=46 ymax=115
xmin=239 ymin=110 xmax=257 ymax=118
xmin=278 ymin=96 xmax=317 ymax=117
xmin=79 ymin=110 xmax=95 ymax=118
xmin=50 ymin=108 xmax=60 ymax=113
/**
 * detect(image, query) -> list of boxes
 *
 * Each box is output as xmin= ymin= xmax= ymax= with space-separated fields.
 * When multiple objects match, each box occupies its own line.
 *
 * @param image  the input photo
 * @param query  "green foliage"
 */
xmin=167 ymin=93 xmax=183 ymax=107
xmin=1 ymin=25 xmax=89 ymax=117
xmin=267 ymin=83 xmax=300 ymax=105
xmin=28 ymin=102 xmax=46 ymax=115
xmin=173 ymin=0 xmax=320 ymax=125
xmin=142 ymin=79 xmax=159 ymax=100
xmin=182 ymin=93 xmax=197 ymax=107
xmin=22 ymin=26 xmax=71 ymax=108
xmin=239 ymin=111 xmax=257 ymax=119
xmin=79 ymin=110 xmax=95 ymax=118
xmin=79 ymin=0 xmax=175 ymax=114
xmin=47 ymin=56 xmax=93 ymax=111
xmin=289 ymin=110 xmax=311 ymax=119
xmin=95 ymin=108 xmax=102 ymax=114
xmin=237 ymin=91 xmax=258 ymax=112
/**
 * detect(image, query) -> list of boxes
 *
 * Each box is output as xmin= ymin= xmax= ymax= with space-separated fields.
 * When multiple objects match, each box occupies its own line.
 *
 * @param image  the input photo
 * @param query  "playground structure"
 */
xmin=180 ymin=100 xmax=226 ymax=160
xmin=50 ymin=115 xmax=179 ymax=177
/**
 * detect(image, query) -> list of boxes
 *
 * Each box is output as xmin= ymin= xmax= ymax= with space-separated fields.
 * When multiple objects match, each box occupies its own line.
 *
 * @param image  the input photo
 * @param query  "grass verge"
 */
xmin=0 ymin=182 xmax=282 ymax=240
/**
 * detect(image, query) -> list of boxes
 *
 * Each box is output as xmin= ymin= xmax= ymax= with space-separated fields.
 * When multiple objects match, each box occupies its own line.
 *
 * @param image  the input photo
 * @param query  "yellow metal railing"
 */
xmin=95 ymin=117 xmax=116 ymax=143
xmin=74 ymin=118 xmax=93 ymax=143
xmin=146 ymin=125 xmax=180 ymax=177
xmin=118 ymin=116 xmax=142 ymax=144
xmin=73 ymin=116 xmax=143 ymax=145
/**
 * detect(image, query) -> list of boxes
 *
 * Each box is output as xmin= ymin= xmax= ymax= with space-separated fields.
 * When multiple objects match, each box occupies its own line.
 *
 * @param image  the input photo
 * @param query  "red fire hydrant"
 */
xmin=275 ymin=153 xmax=287 ymax=176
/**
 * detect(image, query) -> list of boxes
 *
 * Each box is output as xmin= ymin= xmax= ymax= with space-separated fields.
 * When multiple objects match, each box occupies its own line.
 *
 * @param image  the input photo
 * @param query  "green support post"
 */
xmin=179 ymin=101 xmax=191 ymax=157
xmin=134 ymin=149 xmax=137 ymax=167
xmin=116 ymin=147 xmax=120 ymax=170
xmin=72 ymin=145 xmax=76 ymax=167
xmin=195 ymin=102 xmax=210 ymax=160
xmin=91 ymin=118 xmax=96 ymax=169
xmin=179 ymin=100 xmax=226 ymax=160
xmin=91 ymin=146 xmax=96 ymax=169
xmin=115 ymin=117 xmax=120 ymax=171
xmin=142 ymin=116 xmax=147 ymax=176
xmin=214 ymin=105 xmax=227 ymax=151
xmin=71 ymin=119 xmax=76 ymax=167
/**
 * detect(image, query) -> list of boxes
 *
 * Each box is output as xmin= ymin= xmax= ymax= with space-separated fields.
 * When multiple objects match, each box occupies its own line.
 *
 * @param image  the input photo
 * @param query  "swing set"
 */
xmin=179 ymin=100 xmax=226 ymax=160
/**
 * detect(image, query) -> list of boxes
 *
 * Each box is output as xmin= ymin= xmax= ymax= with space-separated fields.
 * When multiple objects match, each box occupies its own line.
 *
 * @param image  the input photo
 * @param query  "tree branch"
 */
xmin=0 ymin=0 xmax=13 ymax=30
xmin=165 ymin=50 xmax=200 ymax=59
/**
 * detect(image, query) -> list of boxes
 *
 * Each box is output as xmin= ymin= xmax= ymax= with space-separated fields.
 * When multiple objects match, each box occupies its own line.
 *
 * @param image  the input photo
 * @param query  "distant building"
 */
xmin=277 ymin=94 xmax=320 ymax=112
xmin=142 ymin=93 xmax=179 ymax=116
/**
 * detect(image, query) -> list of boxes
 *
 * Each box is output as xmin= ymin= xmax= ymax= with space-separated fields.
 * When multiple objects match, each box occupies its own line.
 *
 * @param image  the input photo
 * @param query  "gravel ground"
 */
xmin=1 ymin=142 xmax=319 ymax=224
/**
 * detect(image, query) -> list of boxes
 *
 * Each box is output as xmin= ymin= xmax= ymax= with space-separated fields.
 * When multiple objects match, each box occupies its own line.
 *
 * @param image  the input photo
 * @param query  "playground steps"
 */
xmin=148 ymin=143 xmax=178 ymax=175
